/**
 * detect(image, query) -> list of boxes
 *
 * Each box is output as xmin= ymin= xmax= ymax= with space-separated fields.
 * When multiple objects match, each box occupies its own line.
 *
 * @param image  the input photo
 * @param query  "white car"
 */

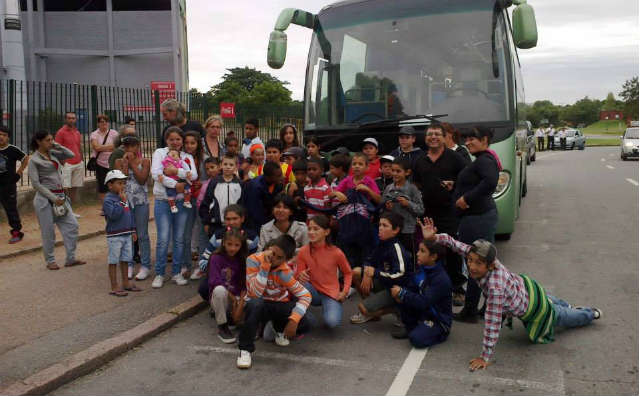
xmin=621 ymin=127 xmax=639 ymax=160
xmin=553 ymin=129 xmax=586 ymax=150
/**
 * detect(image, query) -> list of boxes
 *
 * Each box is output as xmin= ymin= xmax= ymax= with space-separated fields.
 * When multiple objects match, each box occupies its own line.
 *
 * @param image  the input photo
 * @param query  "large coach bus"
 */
xmin=266 ymin=0 xmax=538 ymax=238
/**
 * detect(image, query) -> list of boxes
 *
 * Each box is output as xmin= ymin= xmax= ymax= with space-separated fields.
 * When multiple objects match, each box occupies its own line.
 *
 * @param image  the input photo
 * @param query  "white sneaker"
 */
xmin=170 ymin=205 xmax=179 ymax=214
xmin=152 ymin=275 xmax=164 ymax=288
xmin=190 ymin=268 xmax=203 ymax=280
xmin=171 ymin=274 xmax=188 ymax=286
xmin=275 ymin=332 xmax=290 ymax=347
xmin=237 ymin=350 xmax=252 ymax=369
xmin=183 ymin=200 xmax=192 ymax=208
xmin=127 ymin=266 xmax=134 ymax=280
xmin=135 ymin=267 xmax=150 ymax=281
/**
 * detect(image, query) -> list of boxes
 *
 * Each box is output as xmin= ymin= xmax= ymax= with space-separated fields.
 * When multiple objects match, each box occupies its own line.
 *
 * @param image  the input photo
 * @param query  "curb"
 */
xmin=0 ymin=296 xmax=206 ymax=396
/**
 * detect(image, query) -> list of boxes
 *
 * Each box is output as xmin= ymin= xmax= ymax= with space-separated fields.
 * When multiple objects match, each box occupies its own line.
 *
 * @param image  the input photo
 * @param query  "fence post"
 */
xmin=8 ymin=79 xmax=15 ymax=133
xmin=90 ymin=85 xmax=98 ymax=132
xmin=154 ymin=89 xmax=161 ymax=145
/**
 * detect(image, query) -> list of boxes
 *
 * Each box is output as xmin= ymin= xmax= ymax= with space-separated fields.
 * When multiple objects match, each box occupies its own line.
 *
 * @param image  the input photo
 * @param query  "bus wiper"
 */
xmin=491 ymin=1 xmax=501 ymax=78
xmin=357 ymin=114 xmax=447 ymax=128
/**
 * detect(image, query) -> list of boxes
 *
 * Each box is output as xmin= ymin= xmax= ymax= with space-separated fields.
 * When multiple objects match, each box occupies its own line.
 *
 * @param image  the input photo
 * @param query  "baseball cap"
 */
xmin=398 ymin=126 xmax=415 ymax=136
xmin=104 ymin=169 xmax=128 ymax=185
xmin=330 ymin=146 xmax=350 ymax=156
xmin=283 ymin=146 xmax=304 ymax=158
xmin=470 ymin=239 xmax=497 ymax=264
xmin=361 ymin=137 xmax=378 ymax=148
xmin=380 ymin=155 xmax=395 ymax=163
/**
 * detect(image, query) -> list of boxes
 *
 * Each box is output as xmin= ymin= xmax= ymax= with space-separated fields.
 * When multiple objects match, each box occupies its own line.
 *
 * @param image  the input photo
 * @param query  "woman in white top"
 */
xmin=90 ymin=113 xmax=119 ymax=205
xmin=150 ymin=126 xmax=198 ymax=288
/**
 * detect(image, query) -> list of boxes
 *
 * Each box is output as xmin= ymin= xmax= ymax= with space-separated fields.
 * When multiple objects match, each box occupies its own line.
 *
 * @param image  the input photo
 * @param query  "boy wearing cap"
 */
xmin=103 ymin=170 xmax=141 ymax=297
xmin=390 ymin=126 xmax=424 ymax=171
xmin=419 ymin=217 xmax=602 ymax=372
xmin=354 ymin=137 xmax=381 ymax=180
xmin=376 ymin=155 xmax=395 ymax=192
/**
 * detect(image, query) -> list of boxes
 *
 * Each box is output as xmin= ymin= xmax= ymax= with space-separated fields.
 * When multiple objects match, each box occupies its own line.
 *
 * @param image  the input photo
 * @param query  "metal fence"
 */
xmin=0 ymin=79 xmax=303 ymax=187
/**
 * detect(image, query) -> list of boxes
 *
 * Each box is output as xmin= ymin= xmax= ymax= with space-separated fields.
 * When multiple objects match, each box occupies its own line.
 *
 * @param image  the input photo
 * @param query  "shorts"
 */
xmin=362 ymin=278 xmax=395 ymax=313
xmin=63 ymin=162 xmax=84 ymax=188
xmin=107 ymin=235 xmax=133 ymax=264
xmin=96 ymin=165 xmax=110 ymax=193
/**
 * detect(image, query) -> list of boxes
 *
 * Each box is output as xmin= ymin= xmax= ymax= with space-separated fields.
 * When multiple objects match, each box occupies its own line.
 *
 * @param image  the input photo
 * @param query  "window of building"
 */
xmin=44 ymin=0 xmax=107 ymax=11
xmin=113 ymin=0 xmax=171 ymax=10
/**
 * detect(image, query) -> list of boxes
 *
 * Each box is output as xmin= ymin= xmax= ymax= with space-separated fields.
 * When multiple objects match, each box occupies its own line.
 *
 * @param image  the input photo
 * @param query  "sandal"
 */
xmin=65 ymin=260 xmax=86 ymax=267
xmin=46 ymin=263 xmax=60 ymax=270
xmin=124 ymin=285 xmax=142 ymax=292
xmin=109 ymin=290 xmax=128 ymax=297
xmin=350 ymin=312 xmax=381 ymax=324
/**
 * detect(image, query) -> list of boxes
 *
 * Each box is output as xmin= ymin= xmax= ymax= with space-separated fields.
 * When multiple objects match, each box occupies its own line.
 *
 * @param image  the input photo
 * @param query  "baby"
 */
xmin=161 ymin=149 xmax=193 ymax=213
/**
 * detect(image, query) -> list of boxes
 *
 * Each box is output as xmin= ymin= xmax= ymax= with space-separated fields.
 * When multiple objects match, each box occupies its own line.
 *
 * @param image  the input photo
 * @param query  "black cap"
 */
xmin=398 ymin=126 xmax=415 ymax=136
xmin=331 ymin=146 xmax=350 ymax=156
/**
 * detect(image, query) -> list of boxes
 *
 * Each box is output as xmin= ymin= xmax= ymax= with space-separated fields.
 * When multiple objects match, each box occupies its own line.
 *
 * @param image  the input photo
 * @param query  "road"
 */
xmin=53 ymin=147 xmax=638 ymax=395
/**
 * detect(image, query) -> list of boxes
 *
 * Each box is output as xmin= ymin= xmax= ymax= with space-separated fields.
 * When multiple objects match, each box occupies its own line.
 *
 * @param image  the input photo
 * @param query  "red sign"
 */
xmin=151 ymin=81 xmax=176 ymax=104
xmin=123 ymin=105 xmax=153 ymax=112
xmin=220 ymin=102 xmax=236 ymax=119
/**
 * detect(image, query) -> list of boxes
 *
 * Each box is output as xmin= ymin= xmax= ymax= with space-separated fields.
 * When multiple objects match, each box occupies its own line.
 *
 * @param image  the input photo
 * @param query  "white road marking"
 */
xmin=386 ymin=348 xmax=428 ymax=396
xmin=626 ymin=178 xmax=639 ymax=186
xmin=537 ymin=152 xmax=561 ymax=160
xmin=191 ymin=345 xmax=565 ymax=394
xmin=606 ymin=165 xmax=615 ymax=169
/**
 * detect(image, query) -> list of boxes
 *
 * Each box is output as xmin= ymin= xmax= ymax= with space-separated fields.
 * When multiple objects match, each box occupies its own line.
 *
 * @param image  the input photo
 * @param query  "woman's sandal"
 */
xmin=46 ymin=263 xmax=60 ymax=270
xmin=64 ymin=260 xmax=86 ymax=267
xmin=109 ymin=290 xmax=128 ymax=297
xmin=124 ymin=285 xmax=142 ymax=292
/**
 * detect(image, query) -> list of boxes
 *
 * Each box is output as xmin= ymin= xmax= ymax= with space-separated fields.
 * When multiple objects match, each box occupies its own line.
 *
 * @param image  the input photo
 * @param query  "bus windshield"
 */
xmin=305 ymin=0 xmax=512 ymax=130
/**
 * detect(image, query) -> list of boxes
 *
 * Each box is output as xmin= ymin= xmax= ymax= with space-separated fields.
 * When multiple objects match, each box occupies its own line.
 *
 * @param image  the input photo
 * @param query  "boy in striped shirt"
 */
xmin=419 ymin=217 xmax=602 ymax=371
xmin=304 ymin=157 xmax=334 ymax=219
xmin=237 ymin=234 xmax=312 ymax=369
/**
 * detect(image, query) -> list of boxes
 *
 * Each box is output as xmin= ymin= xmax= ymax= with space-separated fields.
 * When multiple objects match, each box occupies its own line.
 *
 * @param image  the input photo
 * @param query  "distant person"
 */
xmin=157 ymin=99 xmax=205 ymax=148
xmin=0 ymin=125 xmax=28 ymax=244
xmin=124 ymin=116 xmax=136 ymax=127
xmin=28 ymin=130 xmax=85 ymax=270
xmin=535 ymin=126 xmax=545 ymax=151
xmin=390 ymin=126 xmax=424 ymax=171
xmin=442 ymin=122 xmax=472 ymax=165
xmin=241 ymin=118 xmax=264 ymax=159
xmin=547 ymin=125 xmax=555 ymax=150
xmin=559 ymin=128 xmax=567 ymax=150
xmin=55 ymin=112 xmax=84 ymax=204
xmin=279 ymin=123 xmax=300 ymax=153
xmin=199 ymin=153 xmax=243 ymax=238
xmin=90 ymin=114 xmax=119 ymax=206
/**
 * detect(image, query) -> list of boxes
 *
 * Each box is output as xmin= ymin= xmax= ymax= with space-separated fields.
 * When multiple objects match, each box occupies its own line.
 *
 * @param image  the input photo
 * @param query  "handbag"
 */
xmin=87 ymin=130 xmax=111 ymax=171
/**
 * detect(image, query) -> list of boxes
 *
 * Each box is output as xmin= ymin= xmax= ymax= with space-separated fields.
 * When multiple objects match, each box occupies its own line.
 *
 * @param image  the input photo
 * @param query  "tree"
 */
xmin=208 ymin=67 xmax=292 ymax=107
xmin=525 ymin=100 xmax=561 ymax=126
xmin=620 ymin=77 xmax=639 ymax=120
xmin=601 ymin=92 xmax=623 ymax=111
xmin=560 ymin=97 xmax=601 ymax=126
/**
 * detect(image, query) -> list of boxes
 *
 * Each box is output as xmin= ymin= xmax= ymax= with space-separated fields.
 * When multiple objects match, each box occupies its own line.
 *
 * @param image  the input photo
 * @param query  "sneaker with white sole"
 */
xmin=218 ymin=324 xmax=236 ymax=344
xmin=592 ymin=307 xmax=602 ymax=320
xmin=171 ymin=274 xmax=188 ymax=286
xmin=135 ymin=266 xmax=150 ymax=281
xmin=127 ymin=266 xmax=134 ymax=280
xmin=237 ymin=350 xmax=252 ymax=369
xmin=183 ymin=200 xmax=192 ymax=208
xmin=275 ymin=332 xmax=290 ymax=347
xmin=151 ymin=275 xmax=164 ymax=288
xmin=190 ymin=268 xmax=204 ymax=280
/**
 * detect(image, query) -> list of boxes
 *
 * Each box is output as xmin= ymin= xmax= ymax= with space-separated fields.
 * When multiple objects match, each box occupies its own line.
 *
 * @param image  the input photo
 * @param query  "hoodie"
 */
xmin=381 ymin=181 xmax=424 ymax=234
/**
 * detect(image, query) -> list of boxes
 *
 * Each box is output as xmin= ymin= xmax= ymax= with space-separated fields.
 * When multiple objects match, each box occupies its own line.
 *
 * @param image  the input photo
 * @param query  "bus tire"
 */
xmin=495 ymin=233 xmax=512 ymax=241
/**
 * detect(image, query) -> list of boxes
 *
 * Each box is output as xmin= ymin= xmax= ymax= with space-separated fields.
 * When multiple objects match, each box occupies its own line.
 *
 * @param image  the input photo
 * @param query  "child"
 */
xmin=389 ymin=239 xmax=452 ymax=348
xmin=199 ymin=153 xmax=242 ymax=237
xmin=376 ymin=155 xmax=394 ymax=192
xmin=162 ymin=149 xmax=193 ymax=213
xmin=328 ymin=153 xmax=350 ymax=190
xmin=0 ymin=125 xmax=28 ymax=243
xmin=103 ymin=170 xmax=141 ymax=296
xmin=224 ymin=135 xmax=244 ymax=166
xmin=266 ymin=138 xmax=295 ymax=183
xmin=295 ymin=214 xmax=352 ymax=328
xmin=390 ymin=126 xmax=424 ymax=171
xmin=241 ymin=161 xmax=284 ymax=234
xmin=196 ymin=157 xmax=220 ymax=210
xmin=350 ymin=211 xmax=411 ymax=323
xmin=303 ymin=157 xmax=334 ymax=219
xmin=381 ymin=158 xmax=424 ymax=258
xmin=350 ymin=137 xmax=380 ymax=179
xmin=208 ymin=227 xmax=249 ymax=343
xmin=419 ymin=217 xmax=602 ymax=371
xmin=246 ymin=144 xmax=265 ymax=180
xmin=285 ymin=159 xmax=308 ymax=223
xmin=305 ymin=136 xmax=329 ymax=174
xmin=237 ymin=234 xmax=312 ymax=369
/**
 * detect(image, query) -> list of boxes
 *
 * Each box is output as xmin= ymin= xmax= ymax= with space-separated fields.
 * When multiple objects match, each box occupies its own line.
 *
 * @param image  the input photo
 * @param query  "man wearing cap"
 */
xmin=413 ymin=123 xmax=468 ymax=303
xmin=55 ymin=112 xmax=84 ymax=204
xmin=390 ymin=126 xmax=424 ymax=172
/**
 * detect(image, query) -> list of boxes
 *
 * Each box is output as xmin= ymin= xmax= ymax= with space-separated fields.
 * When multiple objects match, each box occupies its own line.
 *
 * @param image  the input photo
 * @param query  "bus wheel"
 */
xmin=495 ymin=233 xmax=512 ymax=241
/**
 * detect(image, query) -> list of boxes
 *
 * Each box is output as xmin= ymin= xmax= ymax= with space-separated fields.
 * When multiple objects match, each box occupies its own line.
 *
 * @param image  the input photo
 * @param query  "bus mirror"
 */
xmin=268 ymin=30 xmax=288 ymax=69
xmin=512 ymin=2 xmax=538 ymax=49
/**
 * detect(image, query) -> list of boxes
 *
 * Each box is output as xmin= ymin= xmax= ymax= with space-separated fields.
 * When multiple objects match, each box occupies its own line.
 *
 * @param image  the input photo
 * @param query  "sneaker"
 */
xmin=8 ymin=231 xmax=24 ymax=244
xmin=452 ymin=292 xmax=465 ymax=307
xmin=237 ymin=350 xmax=252 ymax=369
xmin=127 ymin=266 xmax=134 ymax=280
xmin=592 ymin=307 xmax=602 ymax=320
xmin=183 ymin=200 xmax=192 ymax=208
xmin=218 ymin=324 xmax=236 ymax=344
xmin=391 ymin=327 xmax=409 ymax=339
xmin=171 ymin=274 xmax=188 ymax=286
xmin=190 ymin=268 xmax=204 ymax=280
xmin=347 ymin=287 xmax=357 ymax=299
xmin=151 ymin=275 xmax=164 ymax=288
xmin=350 ymin=312 xmax=379 ymax=324
xmin=135 ymin=267 xmax=150 ymax=281
xmin=275 ymin=332 xmax=290 ymax=347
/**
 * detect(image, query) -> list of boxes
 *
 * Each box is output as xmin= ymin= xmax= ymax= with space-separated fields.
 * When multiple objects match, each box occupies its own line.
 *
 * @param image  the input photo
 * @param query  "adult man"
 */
xmin=547 ymin=125 xmax=555 ymax=150
xmin=241 ymin=118 xmax=264 ymax=159
xmin=55 ymin=112 xmax=83 ymax=204
xmin=157 ymin=99 xmax=205 ymax=148
xmin=535 ymin=126 xmax=545 ymax=152
xmin=413 ymin=123 xmax=468 ymax=304
xmin=559 ymin=128 xmax=567 ymax=150
xmin=0 ymin=125 xmax=28 ymax=243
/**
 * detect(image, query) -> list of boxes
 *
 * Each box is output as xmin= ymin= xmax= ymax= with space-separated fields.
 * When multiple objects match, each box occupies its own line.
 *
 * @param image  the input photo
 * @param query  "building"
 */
xmin=599 ymin=110 xmax=624 ymax=121
xmin=14 ymin=0 xmax=188 ymax=91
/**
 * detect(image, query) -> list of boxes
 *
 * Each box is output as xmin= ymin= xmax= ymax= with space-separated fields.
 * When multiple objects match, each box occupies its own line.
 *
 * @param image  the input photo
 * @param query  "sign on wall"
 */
xmin=220 ymin=102 xmax=236 ymax=119
xmin=151 ymin=81 xmax=176 ymax=104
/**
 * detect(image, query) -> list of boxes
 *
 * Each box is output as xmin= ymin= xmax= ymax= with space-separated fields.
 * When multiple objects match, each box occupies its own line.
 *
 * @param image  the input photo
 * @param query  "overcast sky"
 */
xmin=185 ymin=0 xmax=639 ymax=105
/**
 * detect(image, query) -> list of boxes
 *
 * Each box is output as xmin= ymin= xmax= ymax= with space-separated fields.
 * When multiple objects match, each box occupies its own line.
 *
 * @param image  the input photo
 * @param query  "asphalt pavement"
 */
xmin=52 ymin=147 xmax=638 ymax=395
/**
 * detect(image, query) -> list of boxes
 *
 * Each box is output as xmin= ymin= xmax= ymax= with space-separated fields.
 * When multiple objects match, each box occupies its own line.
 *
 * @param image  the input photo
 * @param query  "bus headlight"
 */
xmin=493 ymin=171 xmax=511 ymax=198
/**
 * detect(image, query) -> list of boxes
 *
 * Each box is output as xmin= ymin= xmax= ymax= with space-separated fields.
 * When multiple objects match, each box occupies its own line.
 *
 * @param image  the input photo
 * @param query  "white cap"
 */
xmin=362 ymin=137 xmax=379 ymax=148
xmin=380 ymin=155 xmax=395 ymax=163
xmin=104 ymin=169 xmax=128 ymax=185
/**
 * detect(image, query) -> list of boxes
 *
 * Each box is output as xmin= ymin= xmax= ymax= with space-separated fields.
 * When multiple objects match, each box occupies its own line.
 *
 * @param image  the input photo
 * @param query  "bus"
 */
xmin=267 ymin=0 xmax=538 ymax=238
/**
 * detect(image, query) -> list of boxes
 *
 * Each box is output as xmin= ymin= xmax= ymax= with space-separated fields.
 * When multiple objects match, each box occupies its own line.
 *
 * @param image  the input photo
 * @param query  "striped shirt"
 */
xmin=246 ymin=252 xmax=311 ymax=323
xmin=304 ymin=178 xmax=333 ymax=218
xmin=435 ymin=234 xmax=528 ymax=361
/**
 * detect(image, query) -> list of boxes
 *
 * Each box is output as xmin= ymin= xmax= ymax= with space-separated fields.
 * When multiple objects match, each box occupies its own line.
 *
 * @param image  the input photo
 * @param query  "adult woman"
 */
xmin=257 ymin=194 xmax=309 ymax=253
xmin=442 ymin=122 xmax=472 ymax=164
xmin=90 ymin=114 xmax=119 ymax=204
xmin=202 ymin=115 xmax=225 ymax=169
xmin=453 ymin=126 xmax=499 ymax=322
xmin=114 ymin=135 xmax=151 ymax=280
xmin=150 ymin=126 xmax=198 ymax=288
xmin=279 ymin=123 xmax=300 ymax=153
xmin=181 ymin=130 xmax=205 ymax=279
xmin=28 ymin=130 xmax=85 ymax=270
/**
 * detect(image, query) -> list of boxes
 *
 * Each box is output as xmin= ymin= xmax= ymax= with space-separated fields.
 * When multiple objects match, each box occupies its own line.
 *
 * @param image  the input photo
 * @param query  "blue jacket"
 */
xmin=103 ymin=192 xmax=135 ymax=237
xmin=241 ymin=175 xmax=284 ymax=234
xmin=364 ymin=237 xmax=412 ymax=288
xmin=397 ymin=261 xmax=452 ymax=332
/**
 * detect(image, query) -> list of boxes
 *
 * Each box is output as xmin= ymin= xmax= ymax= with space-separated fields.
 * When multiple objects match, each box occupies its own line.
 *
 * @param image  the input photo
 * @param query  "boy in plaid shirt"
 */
xmin=419 ymin=217 xmax=602 ymax=371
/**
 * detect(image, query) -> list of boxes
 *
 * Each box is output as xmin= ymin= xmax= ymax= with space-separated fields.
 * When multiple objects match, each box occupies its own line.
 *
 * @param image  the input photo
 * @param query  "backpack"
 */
xmin=336 ymin=189 xmax=376 ymax=246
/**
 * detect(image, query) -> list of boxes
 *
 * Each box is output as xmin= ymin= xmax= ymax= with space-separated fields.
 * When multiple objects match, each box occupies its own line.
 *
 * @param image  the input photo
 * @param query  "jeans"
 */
xmin=549 ymin=295 xmax=595 ymax=328
xmin=458 ymin=208 xmax=497 ymax=313
xmin=154 ymin=199 xmax=189 ymax=276
xmin=304 ymin=283 xmax=343 ymax=328
xmin=129 ymin=203 xmax=151 ymax=269
xmin=182 ymin=198 xmax=197 ymax=270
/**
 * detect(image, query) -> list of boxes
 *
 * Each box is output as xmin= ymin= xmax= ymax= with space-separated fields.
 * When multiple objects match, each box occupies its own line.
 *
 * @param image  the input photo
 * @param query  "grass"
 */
xmin=583 ymin=120 xmax=627 ymax=135
xmin=586 ymin=137 xmax=621 ymax=147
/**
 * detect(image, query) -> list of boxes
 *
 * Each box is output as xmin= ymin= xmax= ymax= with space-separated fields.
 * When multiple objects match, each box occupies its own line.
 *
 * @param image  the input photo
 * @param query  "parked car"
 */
xmin=554 ymin=129 xmax=586 ymax=150
xmin=620 ymin=127 xmax=639 ymax=160
xmin=526 ymin=128 xmax=536 ymax=164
